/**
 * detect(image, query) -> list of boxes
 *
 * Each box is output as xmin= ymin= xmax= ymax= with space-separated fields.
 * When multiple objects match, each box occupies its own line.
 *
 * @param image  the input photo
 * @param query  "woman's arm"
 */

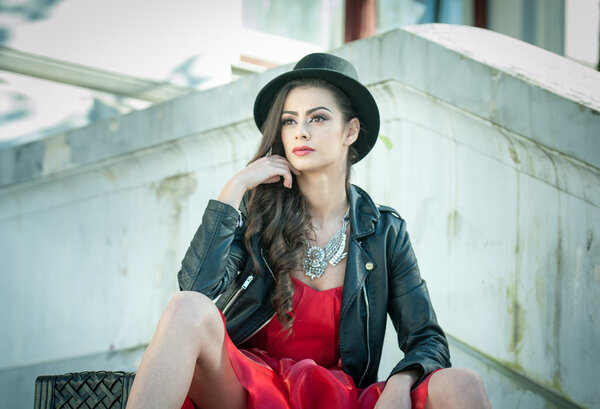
xmin=374 ymin=370 xmax=419 ymax=409
xmin=177 ymin=155 xmax=300 ymax=298
xmin=386 ymin=217 xmax=451 ymax=385
xmin=218 ymin=154 xmax=300 ymax=209
xmin=177 ymin=199 xmax=247 ymax=298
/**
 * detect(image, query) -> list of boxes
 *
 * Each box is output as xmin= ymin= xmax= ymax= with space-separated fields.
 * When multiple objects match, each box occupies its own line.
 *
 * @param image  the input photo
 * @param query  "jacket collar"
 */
xmin=348 ymin=184 xmax=380 ymax=239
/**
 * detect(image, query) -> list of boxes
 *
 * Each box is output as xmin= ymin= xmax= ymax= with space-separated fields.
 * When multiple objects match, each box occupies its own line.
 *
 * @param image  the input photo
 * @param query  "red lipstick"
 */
xmin=292 ymin=146 xmax=314 ymax=156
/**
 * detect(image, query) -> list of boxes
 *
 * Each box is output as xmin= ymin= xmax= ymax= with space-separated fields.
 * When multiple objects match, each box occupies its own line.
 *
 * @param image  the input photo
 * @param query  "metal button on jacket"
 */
xmin=365 ymin=262 xmax=374 ymax=270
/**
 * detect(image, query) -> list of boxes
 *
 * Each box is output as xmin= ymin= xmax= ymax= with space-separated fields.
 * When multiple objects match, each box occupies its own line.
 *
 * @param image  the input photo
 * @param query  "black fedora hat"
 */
xmin=253 ymin=53 xmax=380 ymax=164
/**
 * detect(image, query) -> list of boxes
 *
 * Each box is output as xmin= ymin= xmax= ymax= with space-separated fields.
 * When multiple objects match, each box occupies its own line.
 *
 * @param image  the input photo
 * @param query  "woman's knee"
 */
xmin=429 ymin=367 xmax=487 ymax=397
xmin=432 ymin=367 xmax=481 ymax=384
xmin=460 ymin=368 xmax=485 ymax=391
xmin=158 ymin=291 xmax=222 ymax=339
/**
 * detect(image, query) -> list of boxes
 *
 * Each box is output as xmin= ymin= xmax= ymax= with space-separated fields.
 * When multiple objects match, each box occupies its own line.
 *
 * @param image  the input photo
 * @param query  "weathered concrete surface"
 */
xmin=1 ymin=25 xmax=598 ymax=408
xmin=369 ymin=81 xmax=599 ymax=409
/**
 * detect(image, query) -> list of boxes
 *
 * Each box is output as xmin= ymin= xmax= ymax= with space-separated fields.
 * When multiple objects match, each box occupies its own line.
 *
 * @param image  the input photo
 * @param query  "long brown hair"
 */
xmin=244 ymin=78 xmax=360 ymax=331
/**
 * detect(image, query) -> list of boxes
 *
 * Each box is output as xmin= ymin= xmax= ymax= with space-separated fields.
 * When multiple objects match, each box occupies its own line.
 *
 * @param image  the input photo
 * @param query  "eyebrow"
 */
xmin=282 ymin=106 xmax=333 ymax=116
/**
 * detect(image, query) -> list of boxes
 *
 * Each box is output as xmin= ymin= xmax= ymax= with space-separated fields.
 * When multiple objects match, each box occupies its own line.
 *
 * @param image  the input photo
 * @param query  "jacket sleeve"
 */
xmin=386 ymin=217 xmax=451 ymax=386
xmin=177 ymin=199 xmax=248 ymax=299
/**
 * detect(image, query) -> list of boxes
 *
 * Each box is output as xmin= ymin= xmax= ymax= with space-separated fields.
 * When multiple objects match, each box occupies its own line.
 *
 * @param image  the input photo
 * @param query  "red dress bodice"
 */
xmin=242 ymin=276 xmax=343 ymax=368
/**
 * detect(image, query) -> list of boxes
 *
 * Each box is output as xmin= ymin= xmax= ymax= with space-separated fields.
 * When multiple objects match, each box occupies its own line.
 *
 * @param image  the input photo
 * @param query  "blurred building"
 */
xmin=0 ymin=0 xmax=598 ymax=147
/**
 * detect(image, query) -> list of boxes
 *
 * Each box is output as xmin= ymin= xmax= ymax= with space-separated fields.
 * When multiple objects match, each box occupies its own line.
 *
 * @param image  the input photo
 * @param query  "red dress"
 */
xmin=182 ymin=277 xmax=436 ymax=409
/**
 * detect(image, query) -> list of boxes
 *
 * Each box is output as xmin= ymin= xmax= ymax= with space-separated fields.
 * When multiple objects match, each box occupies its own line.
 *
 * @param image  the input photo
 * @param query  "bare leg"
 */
xmin=125 ymin=291 xmax=247 ymax=409
xmin=425 ymin=368 xmax=491 ymax=409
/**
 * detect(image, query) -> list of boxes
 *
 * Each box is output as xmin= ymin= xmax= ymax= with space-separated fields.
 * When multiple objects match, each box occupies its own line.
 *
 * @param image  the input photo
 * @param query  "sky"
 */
xmin=0 ymin=0 xmax=245 ymax=144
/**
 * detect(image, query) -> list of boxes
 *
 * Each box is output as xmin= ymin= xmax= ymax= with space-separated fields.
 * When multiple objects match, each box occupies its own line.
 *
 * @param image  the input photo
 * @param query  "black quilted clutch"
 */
xmin=34 ymin=371 xmax=136 ymax=409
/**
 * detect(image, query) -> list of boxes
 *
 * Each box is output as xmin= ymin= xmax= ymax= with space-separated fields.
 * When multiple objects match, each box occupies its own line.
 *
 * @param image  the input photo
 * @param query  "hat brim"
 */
xmin=253 ymin=67 xmax=380 ymax=164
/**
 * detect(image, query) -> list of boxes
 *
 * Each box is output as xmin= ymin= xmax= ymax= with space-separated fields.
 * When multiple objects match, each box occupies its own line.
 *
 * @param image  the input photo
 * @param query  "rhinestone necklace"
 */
xmin=303 ymin=209 xmax=350 ymax=280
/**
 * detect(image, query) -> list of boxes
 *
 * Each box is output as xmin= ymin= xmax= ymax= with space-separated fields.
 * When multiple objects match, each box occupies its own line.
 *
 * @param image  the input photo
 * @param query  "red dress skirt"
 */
xmin=182 ymin=277 xmax=436 ymax=409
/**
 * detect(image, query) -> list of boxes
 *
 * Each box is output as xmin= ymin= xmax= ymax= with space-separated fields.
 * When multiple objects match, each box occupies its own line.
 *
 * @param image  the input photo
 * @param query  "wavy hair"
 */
xmin=243 ymin=78 xmax=361 ymax=331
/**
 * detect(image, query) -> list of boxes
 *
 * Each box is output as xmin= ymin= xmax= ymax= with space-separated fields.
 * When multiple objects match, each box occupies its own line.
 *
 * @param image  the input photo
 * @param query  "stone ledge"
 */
xmin=1 ymin=24 xmax=598 ymax=189
xmin=343 ymin=25 xmax=600 ymax=169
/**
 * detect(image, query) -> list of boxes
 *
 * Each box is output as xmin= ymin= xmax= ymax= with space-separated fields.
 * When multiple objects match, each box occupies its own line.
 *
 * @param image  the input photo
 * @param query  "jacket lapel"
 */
xmin=340 ymin=185 xmax=379 ymax=319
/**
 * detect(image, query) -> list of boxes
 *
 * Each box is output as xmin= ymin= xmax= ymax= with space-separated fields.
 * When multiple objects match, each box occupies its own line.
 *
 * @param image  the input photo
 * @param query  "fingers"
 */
xmin=265 ymin=155 xmax=302 ymax=176
xmin=263 ymin=175 xmax=282 ymax=184
xmin=237 ymin=155 xmax=299 ymax=190
xmin=268 ymin=162 xmax=293 ymax=188
xmin=257 ymin=155 xmax=300 ymax=189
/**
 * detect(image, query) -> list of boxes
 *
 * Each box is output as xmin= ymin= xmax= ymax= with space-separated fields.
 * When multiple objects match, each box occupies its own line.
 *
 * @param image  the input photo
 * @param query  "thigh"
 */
xmin=186 ymin=307 xmax=248 ymax=409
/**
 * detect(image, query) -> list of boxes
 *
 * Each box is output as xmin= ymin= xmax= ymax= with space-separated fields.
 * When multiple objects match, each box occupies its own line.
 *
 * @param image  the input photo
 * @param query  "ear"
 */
xmin=343 ymin=118 xmax=360 ymax=146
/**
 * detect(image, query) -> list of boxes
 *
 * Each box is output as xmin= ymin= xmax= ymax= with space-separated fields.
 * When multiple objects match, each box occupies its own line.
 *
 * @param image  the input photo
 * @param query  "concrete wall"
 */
xmin=1 ymin=24 xmax=598 ymax=408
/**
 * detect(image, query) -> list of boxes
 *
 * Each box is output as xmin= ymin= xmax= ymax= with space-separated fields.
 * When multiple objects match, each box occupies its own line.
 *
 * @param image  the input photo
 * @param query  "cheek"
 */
xmin=280 ymin=130 xmax=294 ymax=150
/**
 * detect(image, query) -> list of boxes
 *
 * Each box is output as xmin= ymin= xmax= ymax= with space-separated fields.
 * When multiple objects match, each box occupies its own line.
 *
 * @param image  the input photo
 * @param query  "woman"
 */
xmin=126 ymin=53 xmax=491 ymax=409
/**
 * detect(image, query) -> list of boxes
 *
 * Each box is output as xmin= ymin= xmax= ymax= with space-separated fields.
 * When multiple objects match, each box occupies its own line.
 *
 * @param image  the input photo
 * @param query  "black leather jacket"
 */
xmin=178 ymin=184 xmax=450 ymax=388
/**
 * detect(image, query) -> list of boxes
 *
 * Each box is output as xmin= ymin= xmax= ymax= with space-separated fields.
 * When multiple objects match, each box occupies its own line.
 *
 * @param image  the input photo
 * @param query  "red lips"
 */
xmin=292 ymin=146 xmax=315 ymax=156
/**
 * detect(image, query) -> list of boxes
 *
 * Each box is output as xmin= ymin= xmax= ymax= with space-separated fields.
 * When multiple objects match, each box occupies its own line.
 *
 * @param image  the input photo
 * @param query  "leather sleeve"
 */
xmin=177 ymin=199 xmax=248 ymax=299
xmin=386 ymin=218 xmax=451 ymax=386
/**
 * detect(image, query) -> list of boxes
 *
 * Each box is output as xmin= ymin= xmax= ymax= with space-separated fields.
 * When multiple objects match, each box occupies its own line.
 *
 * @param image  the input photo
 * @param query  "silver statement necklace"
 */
xmin=303 ymin=208 xmax=350 ymax=280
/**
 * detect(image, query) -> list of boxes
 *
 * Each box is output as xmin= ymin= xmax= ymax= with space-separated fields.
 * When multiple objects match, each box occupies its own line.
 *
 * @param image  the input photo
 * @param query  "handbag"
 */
xmin=34 ymin=371 xmax=136 ymax=409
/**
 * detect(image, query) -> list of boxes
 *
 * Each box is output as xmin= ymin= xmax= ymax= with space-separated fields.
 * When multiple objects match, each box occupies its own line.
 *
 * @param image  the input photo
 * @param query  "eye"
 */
xmin=281 ymin=118 xmax=295 ymax=126
xmin=310 ymin=115 xmax=327 ymax=123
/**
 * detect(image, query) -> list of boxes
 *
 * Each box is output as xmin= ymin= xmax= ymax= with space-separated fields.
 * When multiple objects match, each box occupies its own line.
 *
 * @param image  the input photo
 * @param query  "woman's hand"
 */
xmin=217 ymin=155 xmax=301 ymax=209
xmin=235 ymin=155 xmax=301 ymax=191
xmin=373 ymin=370 xmax=419 ymax=409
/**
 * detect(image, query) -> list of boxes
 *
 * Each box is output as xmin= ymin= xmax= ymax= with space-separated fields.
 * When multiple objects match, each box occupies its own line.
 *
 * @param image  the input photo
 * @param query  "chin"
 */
xmin=287 ymin=156 xmax=312 ymax=169
xmin=289 ymin=154 xmax=339 ymax=174
xmin=298 ymin=162 xmax=334 ymax=175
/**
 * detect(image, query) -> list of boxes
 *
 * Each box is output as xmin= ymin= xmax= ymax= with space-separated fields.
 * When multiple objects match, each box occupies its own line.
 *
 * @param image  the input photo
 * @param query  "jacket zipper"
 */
xmin=223 ymin=248 xmax=271 ymax=315
xmin=222 ymin=274 xmax=254 ymax=315
xmin=260 ymin=248 xmax=276 ymax=279
xmin=224 ymin=248 xmax=275 ymax=343
xmin=358 ymin=283 xmax=371 ymax=386
xmin=238 ymin=248 xmax=277 ymax=343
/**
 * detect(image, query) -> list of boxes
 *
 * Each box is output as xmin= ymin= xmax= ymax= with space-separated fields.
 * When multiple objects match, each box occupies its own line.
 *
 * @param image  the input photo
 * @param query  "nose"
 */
xmin=296 ymin=122 xmax=310 ymax=141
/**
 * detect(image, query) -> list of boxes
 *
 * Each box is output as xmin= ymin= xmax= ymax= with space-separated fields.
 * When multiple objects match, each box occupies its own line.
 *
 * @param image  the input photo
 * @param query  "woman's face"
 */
xmin=280 ymin=86 xmax=359 ymax=174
